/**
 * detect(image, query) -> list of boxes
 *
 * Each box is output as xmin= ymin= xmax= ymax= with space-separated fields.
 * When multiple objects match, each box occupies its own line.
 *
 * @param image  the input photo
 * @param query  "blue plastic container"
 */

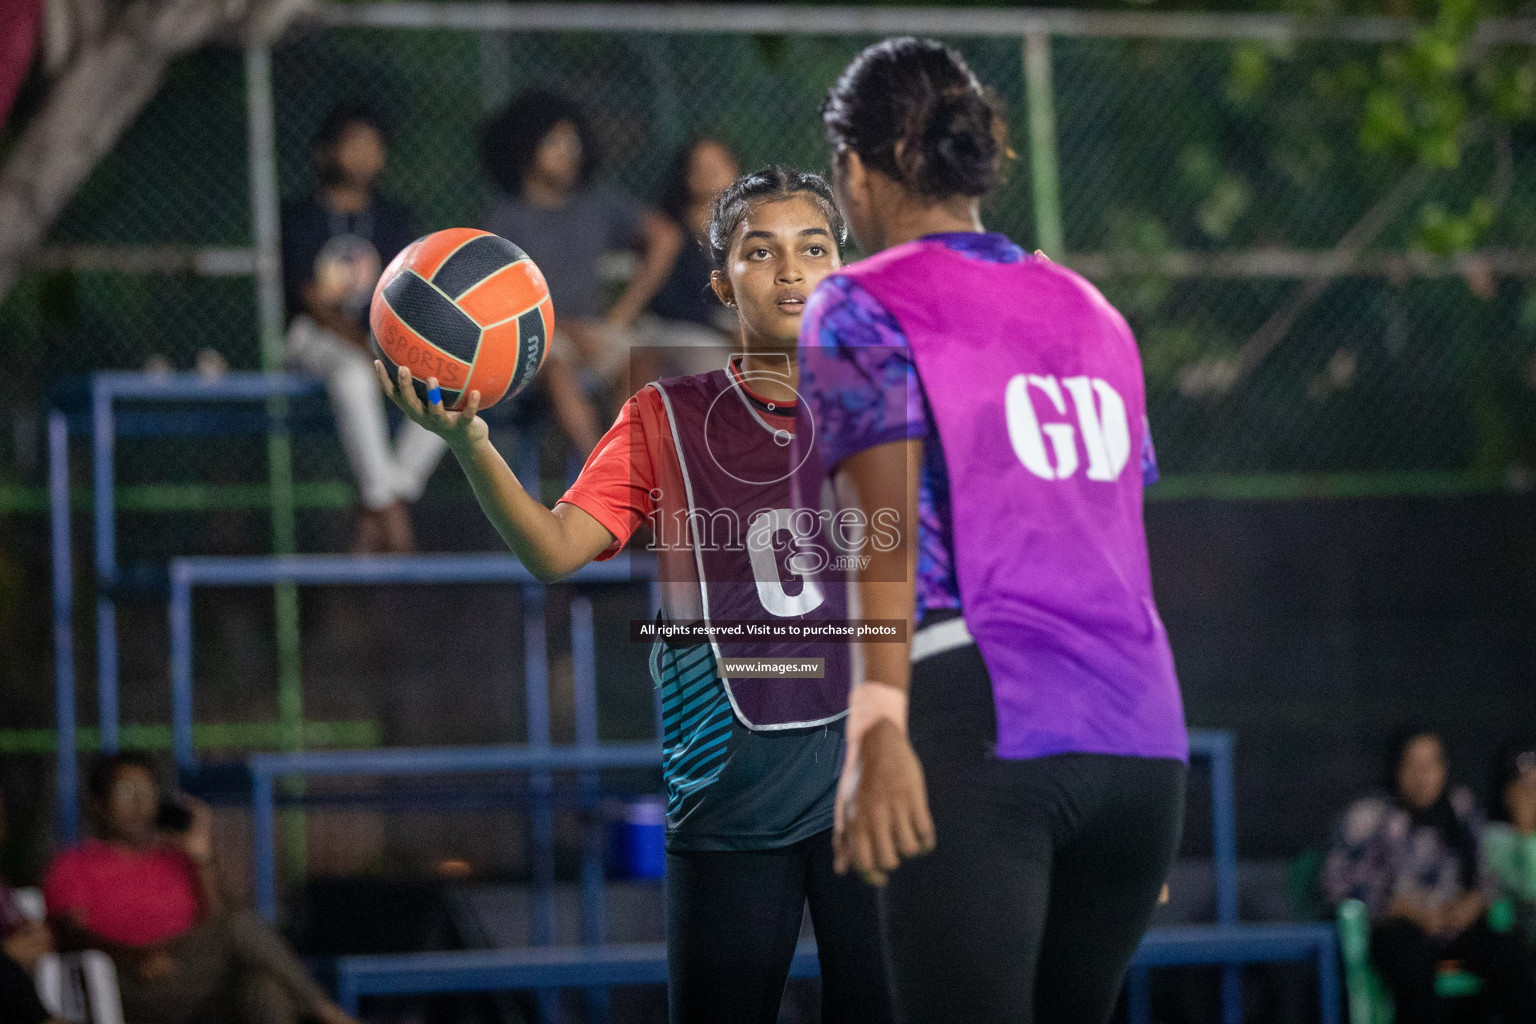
xmin=607 ymin=796 xmax=666 ymax=879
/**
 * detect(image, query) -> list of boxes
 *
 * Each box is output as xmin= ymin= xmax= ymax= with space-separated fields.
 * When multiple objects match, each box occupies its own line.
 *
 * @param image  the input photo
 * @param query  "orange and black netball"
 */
xmin=370 ymin=227 xmax=553 ymax=410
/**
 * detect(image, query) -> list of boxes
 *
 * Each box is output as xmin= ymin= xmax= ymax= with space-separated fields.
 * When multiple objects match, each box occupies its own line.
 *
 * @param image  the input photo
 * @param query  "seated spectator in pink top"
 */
xmin=45 ymin=807 xmax=204 ymax=947
xmin=45 ymin=753 xmax=359 ymax=1024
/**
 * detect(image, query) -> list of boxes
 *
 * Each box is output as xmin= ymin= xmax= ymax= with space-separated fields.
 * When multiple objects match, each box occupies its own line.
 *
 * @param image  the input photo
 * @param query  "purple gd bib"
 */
xmin=847 ymin=241 xmax=1187 ymax=762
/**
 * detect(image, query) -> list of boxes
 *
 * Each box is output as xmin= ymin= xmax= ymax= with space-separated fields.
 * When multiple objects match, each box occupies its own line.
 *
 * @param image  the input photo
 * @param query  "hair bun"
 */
xmin=920 ymin=92 xmax=999 ymax=198
xmin=824 ymin=37 xmax=1007 ymax=201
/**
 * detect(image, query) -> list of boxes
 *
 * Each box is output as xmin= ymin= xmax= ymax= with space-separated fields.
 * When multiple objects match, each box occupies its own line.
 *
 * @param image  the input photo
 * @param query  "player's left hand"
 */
xmin=833 ymin=718 xmax=935 ymax=886
xmin=375 ymin=363 xmax=488 ymax=453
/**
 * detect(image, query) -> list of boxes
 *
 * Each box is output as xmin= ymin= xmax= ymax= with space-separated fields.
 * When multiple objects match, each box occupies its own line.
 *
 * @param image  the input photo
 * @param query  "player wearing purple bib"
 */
xmin=798 ymin=39 xmax=1189 ymax=1023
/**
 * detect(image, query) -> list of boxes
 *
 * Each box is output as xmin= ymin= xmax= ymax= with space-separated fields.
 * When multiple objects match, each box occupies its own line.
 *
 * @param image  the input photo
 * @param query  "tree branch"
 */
xmin=0 ymin=0 xmax=310 ymax=303
xmin=1178 ymin=163 xmax=1431 ymax=399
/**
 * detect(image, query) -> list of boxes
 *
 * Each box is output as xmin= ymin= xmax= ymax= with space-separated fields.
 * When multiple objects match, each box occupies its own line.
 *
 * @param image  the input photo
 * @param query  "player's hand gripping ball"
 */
xmin=370 ymin=228 xmax=552 ymax=410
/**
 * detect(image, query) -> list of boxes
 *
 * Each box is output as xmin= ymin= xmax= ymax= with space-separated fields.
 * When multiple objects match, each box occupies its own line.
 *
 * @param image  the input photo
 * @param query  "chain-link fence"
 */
xmin=5 ymin=0 xmax=1536 ymax=909
xmin=7 ymin=5 xmax=1536 ymax=525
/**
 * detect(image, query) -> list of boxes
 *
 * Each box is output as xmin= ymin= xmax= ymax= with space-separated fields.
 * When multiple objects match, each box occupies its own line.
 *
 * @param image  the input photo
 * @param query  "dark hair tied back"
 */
xmin=914 ymin=90 xmax=1001 ymax=197
xmin=706 ymin=165 xmax=846 ymax=272
xmin=824 ymin=37 xmax=1006 ymax=200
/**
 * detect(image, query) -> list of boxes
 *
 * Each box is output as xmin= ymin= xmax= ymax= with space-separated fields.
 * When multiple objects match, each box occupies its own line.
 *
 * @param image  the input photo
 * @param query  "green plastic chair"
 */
xmin=1338 ymin=899 xmax=1398 ymax=1024
xmin=1336 ymin=898 xmax=1515 ymax=1024
xmin=1288 ymin=847 xmax=1330 ymax=921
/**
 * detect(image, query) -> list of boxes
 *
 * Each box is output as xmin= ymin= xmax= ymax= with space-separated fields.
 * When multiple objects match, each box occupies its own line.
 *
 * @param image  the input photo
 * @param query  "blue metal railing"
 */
xmin=49 ymin=372 xmax=329 ymax=840
xmin=48 ymin=370 xmax=565 ymax=838
xmin=246 ymin=743 xmax=663 ymax=922
xmin=329 ymin=927 xmax=1340 ymax=1023
xmin=164 ymin=552 xmax=654 ymax=772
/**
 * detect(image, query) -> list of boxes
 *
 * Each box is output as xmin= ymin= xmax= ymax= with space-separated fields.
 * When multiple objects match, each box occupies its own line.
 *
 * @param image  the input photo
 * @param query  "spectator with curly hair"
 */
xmin=480 ymin=90 xmax=683 ymax=446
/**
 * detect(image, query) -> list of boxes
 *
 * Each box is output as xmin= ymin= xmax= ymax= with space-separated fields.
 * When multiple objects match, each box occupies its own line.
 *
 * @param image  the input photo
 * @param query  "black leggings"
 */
xmin=879 ymin=636 xmax=1187 ymax=1024
xmin=666 ymin=829 xmax=894 ymax=1024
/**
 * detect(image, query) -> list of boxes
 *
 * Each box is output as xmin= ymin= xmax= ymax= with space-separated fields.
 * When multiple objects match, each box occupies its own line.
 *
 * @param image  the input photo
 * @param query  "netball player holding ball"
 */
xmin=375 ymin=169 xmax=892 ymax=1024
xmin=798 ymin=38 xmax=1190 ymax=1024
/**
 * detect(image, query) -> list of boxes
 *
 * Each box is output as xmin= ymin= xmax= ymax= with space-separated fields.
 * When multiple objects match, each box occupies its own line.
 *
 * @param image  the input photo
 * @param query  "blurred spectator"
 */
xmin=0 ymin=778 xmax=61 ymax=1024
xmin=644 ymin=135 xmax=740 ymax=377
xmin=1485 ymin=737 xmax=1536 ymax=946
xmin=1324 ymin=726 xmax=1536 ymax=1024
xmin=282 ymin=101 xmax=444 ymax=553
xmin=479 ymin=90 xmax=683 ymax=444
xmin=44 ymin=753 xmax=359 ymax=1024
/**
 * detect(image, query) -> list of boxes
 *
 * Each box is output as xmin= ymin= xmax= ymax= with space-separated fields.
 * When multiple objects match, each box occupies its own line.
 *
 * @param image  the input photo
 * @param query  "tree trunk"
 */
xmin=0 ymin=0 xmax=310 ymax=303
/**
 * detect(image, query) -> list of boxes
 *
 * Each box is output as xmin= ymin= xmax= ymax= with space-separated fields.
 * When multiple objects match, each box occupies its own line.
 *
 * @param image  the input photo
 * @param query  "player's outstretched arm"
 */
xmin=375 ymin=362 xmax=614 ymax=581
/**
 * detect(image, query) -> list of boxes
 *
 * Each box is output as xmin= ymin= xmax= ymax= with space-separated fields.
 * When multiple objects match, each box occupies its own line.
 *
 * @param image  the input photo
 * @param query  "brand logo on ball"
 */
xmin=514 ymin=313 xmax=545 ymax=392
xmin=386 ymin=336 xmax=463 ymax=387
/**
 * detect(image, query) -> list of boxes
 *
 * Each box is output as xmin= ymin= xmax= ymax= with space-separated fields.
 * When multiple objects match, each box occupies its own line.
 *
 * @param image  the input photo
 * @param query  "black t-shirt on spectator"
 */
xmin=650 ymin=229 xmax=718 ymax=328
xmin=281 ymin=193 xmax=417 ymax=329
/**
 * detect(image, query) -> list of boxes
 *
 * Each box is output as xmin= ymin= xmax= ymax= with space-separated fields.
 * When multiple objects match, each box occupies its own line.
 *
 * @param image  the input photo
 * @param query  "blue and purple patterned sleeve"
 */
xmin=1142 ymin=417 xmax=1160 ymax=487
xmin=797 ymin=276 xmax=928 ymax=474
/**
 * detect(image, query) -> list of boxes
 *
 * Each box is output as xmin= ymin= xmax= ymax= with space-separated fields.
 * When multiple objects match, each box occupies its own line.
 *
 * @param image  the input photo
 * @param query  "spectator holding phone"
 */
xmin=44 ymin=753 xmax=359 ymax=1024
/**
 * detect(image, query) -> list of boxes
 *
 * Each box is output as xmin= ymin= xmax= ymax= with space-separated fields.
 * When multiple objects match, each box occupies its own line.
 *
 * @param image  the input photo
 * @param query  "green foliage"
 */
xmin=1356 ymin=0 xmax=1536 ymax=249
xmin=7 ymin=19 xmax=1536 ymax=482
xmin=1227 ymin=43 xmax=1274 ymax=101
xmin=1359 ymin=0 xmax=1475 ymax=168
xmin=1417 ymin=195 xmax=1494 ymax=253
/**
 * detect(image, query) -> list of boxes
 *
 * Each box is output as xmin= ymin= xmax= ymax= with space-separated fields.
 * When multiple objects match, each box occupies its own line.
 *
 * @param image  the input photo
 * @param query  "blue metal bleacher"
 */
xmin=1131 ymin=924 xmax=1340 ymax=1024
xmin=48 ymin=370 xmax=549 ymax=836
xmin=256 ymin=730 xmax=1322 ymax=1024
xmin=333 ymin=941 xmax=821 ymax=1014
xmin=330 ymin=928 xmax=1340 ymax=1023
xmin=48 ymin=371 xmax=329 ymax=840
xmin=167 ymin=548 xmax=662 ymax=1024
xmin=165 ymin=552 xmax=655 ymax=776
xmin=54 ymin=370 xmax=644 ymax=1023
